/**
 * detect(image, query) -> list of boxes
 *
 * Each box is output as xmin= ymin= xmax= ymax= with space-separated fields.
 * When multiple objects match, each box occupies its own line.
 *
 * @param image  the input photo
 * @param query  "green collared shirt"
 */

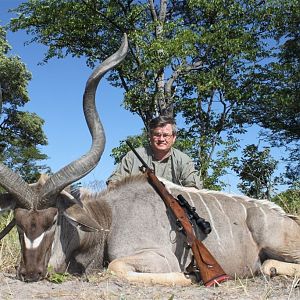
xmin=107 ymin=146 xmax=202 ymax=189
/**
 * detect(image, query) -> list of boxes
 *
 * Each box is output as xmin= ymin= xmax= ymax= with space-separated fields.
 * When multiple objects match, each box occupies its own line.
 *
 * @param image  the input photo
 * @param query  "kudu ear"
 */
xmin=63 ymin=204 xmax=103 ymax=232
xmin=0 ymin=193 xmax=16 ymax=214
xmin=60 ymin=190 xmax=83 ymax=208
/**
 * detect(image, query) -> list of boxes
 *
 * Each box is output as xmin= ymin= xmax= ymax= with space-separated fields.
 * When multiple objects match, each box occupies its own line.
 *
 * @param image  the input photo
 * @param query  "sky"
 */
xmin=1 ymin=0 xmax=144 ymax=187
xmin=0 ymin=0 xmax=289 ymax=195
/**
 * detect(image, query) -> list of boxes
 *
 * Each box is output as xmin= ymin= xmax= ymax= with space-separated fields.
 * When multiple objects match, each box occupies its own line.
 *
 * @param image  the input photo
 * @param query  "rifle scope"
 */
xmin=177 ymin=194 xmax=212 ymax=235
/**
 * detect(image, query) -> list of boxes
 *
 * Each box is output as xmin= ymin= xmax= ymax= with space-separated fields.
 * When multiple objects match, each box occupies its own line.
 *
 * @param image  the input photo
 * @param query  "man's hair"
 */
xmin=149 ymin=116 xmax=177 ymax=135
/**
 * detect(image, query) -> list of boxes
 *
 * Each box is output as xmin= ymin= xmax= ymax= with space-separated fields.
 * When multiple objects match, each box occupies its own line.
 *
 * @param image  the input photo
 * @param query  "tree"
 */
xmin=0 ymin=25 xmax=49 ymax=182
xmin=171 ymin=0 xmax=269 ymax=188
xmin=233 ymin=144 xmax=278 ymax=200
xmin=8 ymin=0 xmax=299 ymax=188
xmin=241 ymin=0 xmax=300 ymax=186
xmin=248 ymin=0 xmax=300 ymax=142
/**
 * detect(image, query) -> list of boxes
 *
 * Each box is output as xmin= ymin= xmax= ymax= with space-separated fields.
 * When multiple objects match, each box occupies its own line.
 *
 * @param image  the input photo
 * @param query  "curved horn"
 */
xmin=40 ymin=34 xmax=128 ymax=205
xmin=0 ymin=84 xmax=36 ymax=209
xmin=0 ymin=171 xmax=35 ymax=209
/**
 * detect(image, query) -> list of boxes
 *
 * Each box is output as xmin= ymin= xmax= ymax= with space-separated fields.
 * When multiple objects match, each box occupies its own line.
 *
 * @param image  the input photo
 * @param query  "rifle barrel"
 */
xmin=126 ymin=141 xmax=149 ymax=169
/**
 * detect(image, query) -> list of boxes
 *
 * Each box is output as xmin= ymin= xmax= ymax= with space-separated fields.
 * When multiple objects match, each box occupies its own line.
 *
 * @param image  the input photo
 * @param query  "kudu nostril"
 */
xmin=24 ymin=271 xmax=43 ymax=283
xmin=17 ymin=264 xmax=45 ymax=282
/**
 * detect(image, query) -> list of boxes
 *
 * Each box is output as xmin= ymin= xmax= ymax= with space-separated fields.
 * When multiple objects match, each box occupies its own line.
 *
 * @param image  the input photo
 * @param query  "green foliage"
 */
xmin=7 ymin=0 xmax=300 ymax=188
xmin=241 ymin=1 xmax=300 ymax=185
xmin=173 ymin=128 xmax=239 ymax=190
xmin=110 ymin=131 xmax=148 ymax=164
xmin=0 ymin=26 xmax=10 ymax=54
xmin=0 ymin=52 xmax=31 ymax=109
xmin=272 ymin=189 xmax=300 ymax=215
xmin=0 ymin=25 xmax=49 ymax=182
xmin=284 ymin=147 xmax=300 ymax=186
xmin=47 ymin=265 xmax=70 ymax=283
xmin=233 ymin=144 xmax=278 ymax=200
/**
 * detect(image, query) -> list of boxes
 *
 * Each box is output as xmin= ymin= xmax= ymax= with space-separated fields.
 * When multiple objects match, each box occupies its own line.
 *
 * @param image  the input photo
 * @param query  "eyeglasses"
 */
xmin=152 ymin=132 xmax=174 ymax=140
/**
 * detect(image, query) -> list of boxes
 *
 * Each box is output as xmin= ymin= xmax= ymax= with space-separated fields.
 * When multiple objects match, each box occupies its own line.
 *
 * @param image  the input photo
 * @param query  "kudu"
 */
xmin=0 ymin=35 xmax=127 ymax=282
xmin=1 ymin=35 xmax=300 ymax=285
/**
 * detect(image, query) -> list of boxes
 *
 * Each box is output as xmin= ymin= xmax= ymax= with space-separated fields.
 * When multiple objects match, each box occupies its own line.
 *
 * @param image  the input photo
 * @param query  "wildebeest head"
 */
xmin=0 ymin=35 xmax=128 ymax=282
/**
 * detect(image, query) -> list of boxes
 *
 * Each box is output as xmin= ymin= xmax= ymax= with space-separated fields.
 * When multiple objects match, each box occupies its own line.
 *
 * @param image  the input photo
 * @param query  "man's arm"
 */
xmin=106 ymin=152 xmax=134 ymax=187
xmin=175 ymin=151 xmax=202 ymax=189
xmin=181 ymin=161 xmax=202 ymax=189
xmin=106 ymin=148 xmax=150 ymax=187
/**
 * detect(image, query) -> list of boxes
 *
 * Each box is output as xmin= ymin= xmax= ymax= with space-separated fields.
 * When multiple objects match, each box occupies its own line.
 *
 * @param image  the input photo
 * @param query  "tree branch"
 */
xmin=158 ymin=0 xmax=167 ymax=22
xmin=81 ymin=0 xmax=125 ymax=33
xmin=148 ymin=0 xmax=158 ymax=21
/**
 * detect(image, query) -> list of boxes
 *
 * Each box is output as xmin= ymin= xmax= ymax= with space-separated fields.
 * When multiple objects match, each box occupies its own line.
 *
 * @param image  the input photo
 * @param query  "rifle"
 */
xmin=177 ymin=194 xmax=212 ymax=235
xmin=126 ymin=141 xmax=231 ymax=287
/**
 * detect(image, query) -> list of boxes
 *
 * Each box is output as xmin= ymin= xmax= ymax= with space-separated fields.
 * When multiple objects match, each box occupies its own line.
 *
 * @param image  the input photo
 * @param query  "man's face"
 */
xmin=150 ymin=124 xmax=176 ymax=153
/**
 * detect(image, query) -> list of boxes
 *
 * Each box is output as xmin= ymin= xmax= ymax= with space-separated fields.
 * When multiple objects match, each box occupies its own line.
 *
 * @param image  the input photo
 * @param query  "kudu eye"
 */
xmin=48 ymin=215 xmax=58 ymax=230
xmin=45 ymin=219 xmax=56 ymax=232
xmin=16 ymin=223 xmax=25 ymax=232
xmin=52 ymin=214 xmax=58 ymax=225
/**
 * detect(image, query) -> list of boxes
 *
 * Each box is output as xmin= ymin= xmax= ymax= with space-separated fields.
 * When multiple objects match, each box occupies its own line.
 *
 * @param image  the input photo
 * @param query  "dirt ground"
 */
xmin=0 ymin=271 xmax=299 ymax=300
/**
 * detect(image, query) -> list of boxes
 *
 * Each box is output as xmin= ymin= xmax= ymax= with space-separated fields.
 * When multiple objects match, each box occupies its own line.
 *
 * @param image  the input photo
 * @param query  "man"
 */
xmin=107 ymin=116 xmax=202 ymax=189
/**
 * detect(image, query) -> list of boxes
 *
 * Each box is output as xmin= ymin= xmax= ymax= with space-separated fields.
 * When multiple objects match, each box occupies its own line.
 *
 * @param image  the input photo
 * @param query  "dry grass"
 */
xmin=1 ymin=270 xmax=299 ymax=300
xmin=0 ymin=212 xmax=20 ymax=273
xmin=0 ymin=251 xmax=299 ymax=299
xmin=272 ymin=189 xmax=300 ymax=215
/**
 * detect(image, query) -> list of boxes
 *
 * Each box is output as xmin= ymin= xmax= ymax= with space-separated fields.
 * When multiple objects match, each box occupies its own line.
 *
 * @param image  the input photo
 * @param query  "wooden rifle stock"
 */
xmin=126 ymin=141 xmax=230 ymax=286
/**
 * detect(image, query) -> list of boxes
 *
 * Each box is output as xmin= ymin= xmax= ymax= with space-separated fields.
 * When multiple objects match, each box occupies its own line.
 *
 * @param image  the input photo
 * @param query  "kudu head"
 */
xmin=0 ymin=35 xmax=128 ymax=282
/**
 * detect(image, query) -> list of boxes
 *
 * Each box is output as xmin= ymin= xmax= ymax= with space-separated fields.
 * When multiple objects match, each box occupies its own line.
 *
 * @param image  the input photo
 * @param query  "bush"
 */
xmin=272 ymin=189 xmax=300 ymax=215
